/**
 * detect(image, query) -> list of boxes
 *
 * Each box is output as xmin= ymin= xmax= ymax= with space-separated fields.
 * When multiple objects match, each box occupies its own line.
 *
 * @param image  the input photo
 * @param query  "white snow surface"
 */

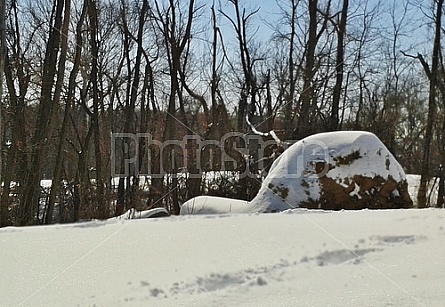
xmin=2 ymin=208 xmax=445 ymax=307
xmin=180 ymin=196 xmax=248 ymax=215
xmin=112 ymin=207 xmax=169 ymax=219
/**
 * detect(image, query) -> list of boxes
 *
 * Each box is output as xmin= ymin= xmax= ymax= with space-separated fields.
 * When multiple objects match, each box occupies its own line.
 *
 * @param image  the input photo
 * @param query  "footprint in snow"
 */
xmin=370 ymin=235 xmax=426 ymax=246
xmin=167 ymin=260 xmax=289 ymax=296
xmin=314 ymin=248 xmax=381 ymax=266
xmin=304 ymin=235 xmax=427 ymax=267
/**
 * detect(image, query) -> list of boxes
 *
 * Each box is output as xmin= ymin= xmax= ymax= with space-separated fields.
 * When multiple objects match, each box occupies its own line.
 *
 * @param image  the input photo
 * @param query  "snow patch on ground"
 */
xmin=2 ymin=209 xmax=445 ymax=306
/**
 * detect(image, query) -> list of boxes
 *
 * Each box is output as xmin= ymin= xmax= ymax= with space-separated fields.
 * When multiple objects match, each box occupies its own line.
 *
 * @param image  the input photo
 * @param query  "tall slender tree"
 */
xmin=153 ymin=0 xmax=200 ymax=214
xmin=294 ymin=0 xmax=318 ymax=139
xmin=0 ymin=0 xmax=6 ymax=226
xmin=21 ymin=0 xmax=66 ymax=225
xmin=330 ymin=0 xmax=349 ymax=131
xmin=417 ymin=0 xmax=443 ymax=208
xmin=45 ymin=0 xmax=72 ymax=224
xmin=87 ymin=0 xmax=107 ymax=218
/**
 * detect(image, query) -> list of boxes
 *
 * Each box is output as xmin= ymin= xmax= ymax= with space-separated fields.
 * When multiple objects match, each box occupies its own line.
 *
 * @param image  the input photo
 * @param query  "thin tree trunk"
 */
xmin=295 ymin=0 xmax=318 ymax=139
xmin=46 ymin=0 xmax=73 ymax=224
xmin=330 ymin=0 xmax=348 ymax=131
xmin=1 ymin=2 xmax=29 ymax=225
xmin=285 ymin=0 xmax=298 ymax=138
xmin=21 ymin=0 xmax=65 ymax=225
xmin=417 ymin=0 xmax=443 ymax=208
xmin=0 ymin=0 xmax=5 ymax=226
xmin=1 ymin=55 xmax=25 ymax=226
xmin=87 ymin=0 xmax=107 ymax=219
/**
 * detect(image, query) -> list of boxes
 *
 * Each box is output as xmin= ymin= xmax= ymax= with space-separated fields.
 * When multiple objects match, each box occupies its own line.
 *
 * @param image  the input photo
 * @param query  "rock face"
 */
xmin=248 ymin=131 xmax=413 ymax=212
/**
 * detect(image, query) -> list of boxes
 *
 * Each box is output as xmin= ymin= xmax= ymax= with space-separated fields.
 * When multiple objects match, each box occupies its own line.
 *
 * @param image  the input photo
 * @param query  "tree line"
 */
xmin=0 ymin=0 xmax=443 ymax=226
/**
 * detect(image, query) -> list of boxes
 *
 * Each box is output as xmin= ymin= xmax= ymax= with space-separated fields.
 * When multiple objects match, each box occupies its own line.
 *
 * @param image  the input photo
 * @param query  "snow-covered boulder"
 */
xmin=249 ymin=131 xmax=413 ymax=212
xmin=180 ymin=131 xmax=413 ymax=215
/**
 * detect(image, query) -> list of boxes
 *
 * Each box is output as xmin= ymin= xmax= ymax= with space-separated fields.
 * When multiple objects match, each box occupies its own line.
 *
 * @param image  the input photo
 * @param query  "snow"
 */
xmin=1 ymin=208 xmax=445 ymax=306
xmin=249 ymin=131 xmax=408 ymax=212
xmin=180 ymin=196 xmax=248 ymax=215
xmin=182 ymin=131 xmax=411 ymax=214
xmin=2 ymin=131 xmax=442 ymax=306
xmin=112 ymin=207 xmax=169 ymax=219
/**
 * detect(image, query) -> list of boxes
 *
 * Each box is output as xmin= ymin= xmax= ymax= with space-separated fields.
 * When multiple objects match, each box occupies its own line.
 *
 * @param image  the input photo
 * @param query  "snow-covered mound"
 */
xmin=180 ymin=196 xmax=248 ymax=215
xmin=113 ymin=207 xmax=169 ymax=219
xmin=249 ymin=131 xmax=412 ymax=212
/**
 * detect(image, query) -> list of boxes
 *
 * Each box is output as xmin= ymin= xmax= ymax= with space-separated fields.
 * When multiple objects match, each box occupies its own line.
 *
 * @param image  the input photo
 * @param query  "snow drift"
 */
xmin=2 ymin=209 xmax=445 ymax=306
xmin=113 ymin=207 xmax=169 ymax=219
xmin=180 ymin=196 xmax=248 ymax=215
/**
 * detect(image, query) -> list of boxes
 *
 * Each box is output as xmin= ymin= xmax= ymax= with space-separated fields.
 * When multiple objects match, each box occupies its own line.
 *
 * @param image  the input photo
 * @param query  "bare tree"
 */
xmin=221 ymin=0 xmax=261 ymax=133
xmin=417 ymin=0 xmax=443 ymax=208
xmin=221 ymin=0 xmax=266 ymax=200
xmin=114 ymin=0 xmax=150 ymax=216
xmin=1 ymin=0 xmax=31 ymax=226
xmin=329 ymin=0 xmax=348 ymax=131
xmin=271 ymin=0 xmax=304 ymax=139
xmin=21 ymin=0 xmax=66 ymax=225
xmin=45 ymin=0 xmax=72 ymax=224
xmin=294 ymin=0 xmax=319 ymax=139
xmin=153 ymin=0 xmax=202 ymax=214
xmin=87 ymin=0 xmax=107 ymax=218
xmin=0 ymin=0 xmax=5 ymax=226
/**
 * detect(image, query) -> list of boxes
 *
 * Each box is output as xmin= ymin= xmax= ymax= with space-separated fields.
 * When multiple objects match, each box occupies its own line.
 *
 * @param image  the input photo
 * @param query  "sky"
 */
xmin=216 ymin=0 xmax=431 ymax=53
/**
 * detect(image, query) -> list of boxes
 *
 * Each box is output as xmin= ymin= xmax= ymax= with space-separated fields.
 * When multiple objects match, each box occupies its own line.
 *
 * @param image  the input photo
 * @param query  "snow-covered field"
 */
xmin=2 ymin=132 xmax=444 ymax=306
xmin=2 ymin=208 xmax=445 ymax=307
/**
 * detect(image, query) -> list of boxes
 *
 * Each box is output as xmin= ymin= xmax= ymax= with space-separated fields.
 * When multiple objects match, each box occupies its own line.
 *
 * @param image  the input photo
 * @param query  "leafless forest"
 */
xmin=0 ymin=0 xmax=444 ymax=226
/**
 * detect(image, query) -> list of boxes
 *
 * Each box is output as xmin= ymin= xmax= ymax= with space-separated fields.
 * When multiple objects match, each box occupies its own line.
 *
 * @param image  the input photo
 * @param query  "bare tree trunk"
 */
xmin=72 ymin=121 xmax=94 ymax=221
xmin=417 ymin=0 xmax=443 ymax=208
xmin=1 ymin=56 xmax=29 ymax=226
xmin=221 ymin=0 xmax=261 ymax=200
xmin=284 ymin=0 xmax=298 ymax=138
xmin=0 ymin=0 xmax=5 ymax=226
xmin=115 ymin=0 xmax=149 ymax=216
xmin=87 ymin=0 xmax=107 ymax=219
xmin=1 ymin=57 xmax=16 ymax=227
xmin=295 ymin=0 xmax=318 ymax=139
xmin=153 ymin=0 xmax=199 ymax=214
xmin=437 ymin=53 xmax=445 ymax=208
xmin=21 ymin=0 xmax=65 ymax=225
xmin=265 ymin=70 xmax=274 ymax=131
xmin=223 ymin=0 xmax=259 ymax=132
xmin=210 ymin=4 xmax=219 ymax=124
xmin=1 ymin=0 xmax=32 ymax=226
xmin=46 ymin=0 xmax=73 ymax=224
xmin=438 ymin=135 xmax=445 ymax=208
xmin=330 ymin=0 xmax=348 ymax=131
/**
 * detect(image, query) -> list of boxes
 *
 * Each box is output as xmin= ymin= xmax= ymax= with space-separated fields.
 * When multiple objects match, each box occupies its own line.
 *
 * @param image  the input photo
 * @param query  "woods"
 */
xmin=0 ymin=0 xmax=444 ymax=226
